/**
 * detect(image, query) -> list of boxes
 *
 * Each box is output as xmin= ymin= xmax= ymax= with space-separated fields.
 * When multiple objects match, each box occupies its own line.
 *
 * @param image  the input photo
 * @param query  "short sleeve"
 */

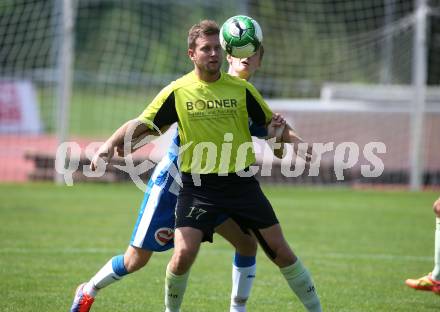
xmin=137 ymin=84 xmax=178 ymax=129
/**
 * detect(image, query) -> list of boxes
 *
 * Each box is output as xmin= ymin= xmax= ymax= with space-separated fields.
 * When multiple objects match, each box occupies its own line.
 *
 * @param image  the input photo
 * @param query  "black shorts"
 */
xmin=175 ymin=172 xmax=279 ymax=242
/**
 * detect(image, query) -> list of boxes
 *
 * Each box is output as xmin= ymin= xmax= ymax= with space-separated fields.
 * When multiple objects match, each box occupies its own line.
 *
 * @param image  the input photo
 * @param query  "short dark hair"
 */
xmin=187 ymin=20 xmax=220 ymax=49
xmin=259 ymin=45 xmax=265 ymax=61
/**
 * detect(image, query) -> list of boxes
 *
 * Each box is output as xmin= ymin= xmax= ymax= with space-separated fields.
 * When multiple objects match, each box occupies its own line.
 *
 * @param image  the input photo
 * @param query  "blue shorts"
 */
xmin=129 ymin=175 xmax=228 ymax=252
xmin=129 ymin=179 xmax=178 ymax=252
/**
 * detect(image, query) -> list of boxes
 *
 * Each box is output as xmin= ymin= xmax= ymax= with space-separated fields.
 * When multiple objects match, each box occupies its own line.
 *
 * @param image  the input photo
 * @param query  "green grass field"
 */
xmin=1 ymin=183 xmax=439 ymax=311
xmin=38 ymin=88 xmax=152 ymax=136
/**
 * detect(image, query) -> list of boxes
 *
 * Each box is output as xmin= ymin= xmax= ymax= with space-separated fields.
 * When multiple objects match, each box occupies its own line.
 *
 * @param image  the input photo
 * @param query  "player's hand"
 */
xmin=295 ymin=143 xmax=313 ymax=163
xmin=267 ymin=113 xmax=286 ymax=141
xmin=90 ymin=142 xmax=114 ymax=171
xmin=271 ymin=113 xmax=286 ymax=128
xmin=293 ymin=141 xmax=316 ymax=163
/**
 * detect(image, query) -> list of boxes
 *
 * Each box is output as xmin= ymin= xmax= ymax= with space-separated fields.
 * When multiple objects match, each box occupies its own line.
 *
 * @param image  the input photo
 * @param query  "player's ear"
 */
xmin=257 ymin=58 xmax=262 ymax=68
xmin=188 ymin=48 xmax=195 ymax=61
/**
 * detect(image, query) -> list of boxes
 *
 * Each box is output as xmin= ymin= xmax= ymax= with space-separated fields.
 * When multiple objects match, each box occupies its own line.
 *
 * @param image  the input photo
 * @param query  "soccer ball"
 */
xmin=220 ymin=15 xmax=263 ymax=58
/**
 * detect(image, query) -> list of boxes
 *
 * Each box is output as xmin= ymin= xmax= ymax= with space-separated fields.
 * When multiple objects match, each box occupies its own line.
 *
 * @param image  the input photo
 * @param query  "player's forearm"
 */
xmin=282 ymin=124 xmax=304 ymax=145
xmin=104 ymin=120 xmax=132 ymax=149
xmin=281 ymin=124 xmax=314 ymax=163
xmin=273 ymin=124 xmax=302 ymax=159
xmin=106 ymin=119 xmax=150 ymax=149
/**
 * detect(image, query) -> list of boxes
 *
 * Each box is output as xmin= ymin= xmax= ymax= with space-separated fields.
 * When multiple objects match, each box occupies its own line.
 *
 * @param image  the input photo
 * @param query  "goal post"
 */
xmin=409 ymin=0 xmax=428 ymax=191
xmin=54 ymin=0 xmax=74 ymax=184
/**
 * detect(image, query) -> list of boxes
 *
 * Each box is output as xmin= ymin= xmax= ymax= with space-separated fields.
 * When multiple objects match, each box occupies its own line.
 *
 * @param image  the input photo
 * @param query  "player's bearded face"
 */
xmin=190 ymin=35 xmax=222 ymax=74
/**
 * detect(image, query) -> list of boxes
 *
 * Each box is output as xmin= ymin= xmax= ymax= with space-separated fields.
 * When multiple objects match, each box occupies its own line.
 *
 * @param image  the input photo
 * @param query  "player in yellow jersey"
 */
xmin=70 ymin=34 xmax=306 ymax=312
xmin=405 ymin=197 xmax=440 ymax=294
xmin=70 ymin=49 xmax=273 ymax=312
xmin=159 ymin=21 xmax=320 ymax=311
xmin=88 ymin=20 xmax=320 ymax=312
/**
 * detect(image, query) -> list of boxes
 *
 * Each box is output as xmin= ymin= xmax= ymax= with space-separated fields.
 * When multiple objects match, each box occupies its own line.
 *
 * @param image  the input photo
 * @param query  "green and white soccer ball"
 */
xmin=220 ymin=15 xmax=263 ymax=58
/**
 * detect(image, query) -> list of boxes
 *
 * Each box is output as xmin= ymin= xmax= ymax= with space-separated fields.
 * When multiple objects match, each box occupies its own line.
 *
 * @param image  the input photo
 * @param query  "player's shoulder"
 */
xmin=222 ymin=72 xmax=260 ymax=94
xmin=170 ymin=71 xmax=199 ymax=90
xmin=222 ymin=72 xmax=252 ymax=87
xmin=153 ymin=72 xmax=196 ymax=99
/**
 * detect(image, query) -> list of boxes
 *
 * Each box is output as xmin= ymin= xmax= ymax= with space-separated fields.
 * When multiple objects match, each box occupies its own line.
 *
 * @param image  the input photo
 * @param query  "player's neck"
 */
xmin=195 ymin=68 xmax=221 ymax=83
xmin=228 ymin=67 xmax=250 ymax=80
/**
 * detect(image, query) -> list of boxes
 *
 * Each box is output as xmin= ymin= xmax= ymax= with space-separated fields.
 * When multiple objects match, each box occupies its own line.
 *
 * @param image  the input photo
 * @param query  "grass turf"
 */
xmin=0 ymin=183 xmax=439 ymax=311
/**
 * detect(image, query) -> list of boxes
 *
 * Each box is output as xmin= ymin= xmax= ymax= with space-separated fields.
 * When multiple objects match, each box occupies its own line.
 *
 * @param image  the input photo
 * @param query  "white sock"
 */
xmin=280 ymin=258 xmax=322 ymax=312
xmin=432 ymin=218 xmax=440 ymax=280
xmin=83 ymin=258 xmax=123 ymax=298
xmin=230 ymin=264 xmax=256 ymax=312
xmin=165 ymin=265 xmax=190 ymax=312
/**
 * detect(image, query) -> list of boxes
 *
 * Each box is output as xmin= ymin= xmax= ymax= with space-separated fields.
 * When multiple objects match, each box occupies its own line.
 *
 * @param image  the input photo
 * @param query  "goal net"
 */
xmin=1 ymin=0 xmax=439 ymax=186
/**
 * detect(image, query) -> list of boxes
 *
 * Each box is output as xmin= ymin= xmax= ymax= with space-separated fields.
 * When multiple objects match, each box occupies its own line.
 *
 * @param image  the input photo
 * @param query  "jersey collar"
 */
xmin=192 ymin=70 xmax=224 ymax=85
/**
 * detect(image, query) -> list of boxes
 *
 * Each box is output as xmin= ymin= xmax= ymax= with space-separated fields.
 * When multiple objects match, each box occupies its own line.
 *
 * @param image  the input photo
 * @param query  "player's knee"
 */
xmin=272 ymin=244 xmax=296 ymax=268
xmin=124 ymin=256 xmax=148 ymax=273
xmin=433 ymin=198 xmax=440 ymax=217
xmin=172 ymin=247 xmax=197 ymax=274
xmin=124 ymin=247 xmax=152 ymax=273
